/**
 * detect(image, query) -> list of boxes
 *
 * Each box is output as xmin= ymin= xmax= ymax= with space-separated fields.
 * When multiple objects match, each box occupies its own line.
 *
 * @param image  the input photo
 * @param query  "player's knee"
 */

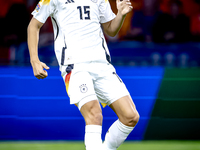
xmin=81 ymin=100 xmax=103 ymax=125
xmin=124 ymin=110 xmax=140 ymax=127
xmin=86 ymin=110 xmax=103 ymax=125
xmin=93 ymin=112 xmax=103 ymax=125
xmin=131 ymin=111 xmax=140 ymax=126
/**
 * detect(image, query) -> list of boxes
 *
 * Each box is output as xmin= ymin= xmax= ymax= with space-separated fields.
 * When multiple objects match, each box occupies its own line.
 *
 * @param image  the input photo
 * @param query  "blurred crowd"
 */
xmin=108 ymin=0 xmax=200 ymax=43
xmin=0 ymin=0 xmax=54 ymax=65
xmin=0 ymin=0 xmax=200 ymax=67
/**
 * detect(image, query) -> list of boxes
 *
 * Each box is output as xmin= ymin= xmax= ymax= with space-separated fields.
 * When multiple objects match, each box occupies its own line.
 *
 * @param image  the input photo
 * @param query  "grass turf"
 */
xmin=0 ymin=141 xmax=199 ymax=150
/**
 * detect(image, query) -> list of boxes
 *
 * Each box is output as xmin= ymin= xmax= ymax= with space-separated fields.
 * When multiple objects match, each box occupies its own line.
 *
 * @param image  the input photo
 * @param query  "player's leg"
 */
xmin=103 ymin=95 xmax=139 ymax=150
xmin=63 ymin=64 xmax=104 ymax=150
xmin=109 ymin=95 xmax=139 ymax=127
xmin=78 ymin=99 xmax=103 ymax=150
xmin=73 ymin=84 xmax=103 ymax=150
xmin=92 ymin=62 xmax=139 ymax=150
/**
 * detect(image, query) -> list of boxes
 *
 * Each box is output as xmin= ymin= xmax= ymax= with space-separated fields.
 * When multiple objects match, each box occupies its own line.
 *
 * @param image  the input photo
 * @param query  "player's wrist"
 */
xmin=117 ymin=11 xmax=126 ymax=18
xmin=30 ymin=58 xmax=40 ymax=64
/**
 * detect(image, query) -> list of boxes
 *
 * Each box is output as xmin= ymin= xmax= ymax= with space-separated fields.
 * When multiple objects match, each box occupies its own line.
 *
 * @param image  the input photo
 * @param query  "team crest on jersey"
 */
xmin=79 ymin=84 xmax=88 ymax=93
xmin=91 ymin=0 xmax=97 ymax=3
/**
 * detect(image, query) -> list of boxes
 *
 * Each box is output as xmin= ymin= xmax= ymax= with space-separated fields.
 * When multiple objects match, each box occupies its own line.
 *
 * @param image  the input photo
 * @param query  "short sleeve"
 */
xmin=32 ymin=0 xmax=56 ymax=23
xmin=99 ymin=0 xmax=116 ymax=23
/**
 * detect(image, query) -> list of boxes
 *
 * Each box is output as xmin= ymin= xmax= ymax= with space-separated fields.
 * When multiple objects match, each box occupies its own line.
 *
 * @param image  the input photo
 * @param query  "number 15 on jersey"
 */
xmin=77 ymin=6 xmax=91 ymax=20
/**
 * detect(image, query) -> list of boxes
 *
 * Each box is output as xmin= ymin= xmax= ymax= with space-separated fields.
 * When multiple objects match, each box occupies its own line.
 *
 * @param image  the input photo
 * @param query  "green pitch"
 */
xmin=0 ymin=141 xmax=200 ymax=150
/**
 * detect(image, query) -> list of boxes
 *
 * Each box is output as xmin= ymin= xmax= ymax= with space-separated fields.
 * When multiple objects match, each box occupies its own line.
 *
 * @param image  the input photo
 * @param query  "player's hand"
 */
xmin=116 ymin=0 xmax=133 ymax=16
xmin=31 ymin=60 xmax=50 ymax=79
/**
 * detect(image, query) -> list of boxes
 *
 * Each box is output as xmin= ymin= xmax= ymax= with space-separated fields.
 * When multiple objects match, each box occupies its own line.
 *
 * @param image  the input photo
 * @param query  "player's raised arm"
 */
xmin=27 ymin=17 xmax=49 ymax=79
xmin=102 ymin=0 xmax=133 ymax=37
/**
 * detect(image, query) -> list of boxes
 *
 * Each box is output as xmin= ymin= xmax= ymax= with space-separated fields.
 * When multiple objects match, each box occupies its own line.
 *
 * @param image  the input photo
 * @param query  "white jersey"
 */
xmin=32 ymin=0 xmax=116 ymax=69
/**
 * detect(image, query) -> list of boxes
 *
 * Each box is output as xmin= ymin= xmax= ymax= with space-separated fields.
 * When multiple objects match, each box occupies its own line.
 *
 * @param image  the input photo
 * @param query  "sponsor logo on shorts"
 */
xmin=79 ymin=84 xmax=88 ymax=93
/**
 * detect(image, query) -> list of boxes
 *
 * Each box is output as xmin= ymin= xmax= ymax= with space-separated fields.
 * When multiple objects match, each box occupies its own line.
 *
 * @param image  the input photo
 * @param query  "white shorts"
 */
xmin=61 ymin=61 xmax=130 ymax=110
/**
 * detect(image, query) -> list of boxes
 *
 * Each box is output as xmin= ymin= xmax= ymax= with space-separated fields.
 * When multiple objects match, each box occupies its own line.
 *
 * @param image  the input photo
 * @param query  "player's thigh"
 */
xmin=67 ymin=70 xmax=102 ymax=125
xmin=109 ymin=95 xmax=139 ymax=127
xmin=80 ymin=99 xmax=103 ymax=125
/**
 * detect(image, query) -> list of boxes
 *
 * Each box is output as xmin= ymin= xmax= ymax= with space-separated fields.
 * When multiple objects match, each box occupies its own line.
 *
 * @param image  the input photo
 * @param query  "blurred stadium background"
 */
xmin=0 ymin=0 xmax=200 ymax=149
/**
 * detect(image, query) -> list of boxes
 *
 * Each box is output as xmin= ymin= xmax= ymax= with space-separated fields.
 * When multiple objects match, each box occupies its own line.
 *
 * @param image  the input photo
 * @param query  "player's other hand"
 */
xmin=116 ymin=0 xmax=133 ymax=16
xmin=31 ymin=60 xmax=50 ymax=79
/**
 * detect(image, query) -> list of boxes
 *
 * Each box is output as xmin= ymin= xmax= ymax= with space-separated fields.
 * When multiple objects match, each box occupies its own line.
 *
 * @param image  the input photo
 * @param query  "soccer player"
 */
xmin=27 ymin=0 xmax=140 ymax=149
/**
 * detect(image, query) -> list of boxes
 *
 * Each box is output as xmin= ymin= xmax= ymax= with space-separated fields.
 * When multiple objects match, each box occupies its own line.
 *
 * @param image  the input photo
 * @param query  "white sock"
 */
xmin=103 ymin=120 xmax=134 ymax=150
xmin=85 ymin=125 xmax=103 ymax=150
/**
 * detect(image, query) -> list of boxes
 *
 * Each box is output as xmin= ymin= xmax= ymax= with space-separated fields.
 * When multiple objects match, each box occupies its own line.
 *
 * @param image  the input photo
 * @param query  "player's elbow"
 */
xmin=105 ymin=31 xmax=117 ymax=37
xmin=102 ymin=21 xmax=118 ymax=37
xmin=109 ymin=32 xmax=117 ymax=37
